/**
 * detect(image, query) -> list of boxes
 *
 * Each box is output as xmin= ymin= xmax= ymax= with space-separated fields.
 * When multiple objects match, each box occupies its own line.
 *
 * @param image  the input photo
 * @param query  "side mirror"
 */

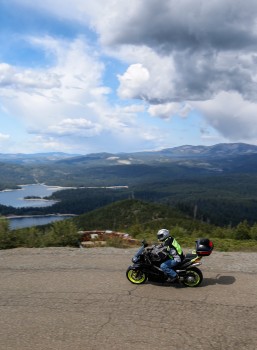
xmin=141 ymin=239 xmax=148 ymax=247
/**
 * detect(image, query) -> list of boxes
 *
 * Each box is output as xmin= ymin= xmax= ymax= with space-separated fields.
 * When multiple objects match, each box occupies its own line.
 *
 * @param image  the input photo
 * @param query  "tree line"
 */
xmin=1 ymin=199 xmax=257 ymax=251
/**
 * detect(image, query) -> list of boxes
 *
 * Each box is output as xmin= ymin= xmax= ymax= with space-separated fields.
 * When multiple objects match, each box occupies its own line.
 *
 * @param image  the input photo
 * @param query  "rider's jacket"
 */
xmin=163 ymin=237 xmax=184 ymax=262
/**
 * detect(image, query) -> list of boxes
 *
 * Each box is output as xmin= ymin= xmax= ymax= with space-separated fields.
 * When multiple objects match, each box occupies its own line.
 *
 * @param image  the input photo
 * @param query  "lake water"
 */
xmin=0 ymin=183 xmax=65 ymax=208
xmin=8 ymin=215 xmax=75 ymax=230
xmin=0 ymin=184 xmax=76 ymax=229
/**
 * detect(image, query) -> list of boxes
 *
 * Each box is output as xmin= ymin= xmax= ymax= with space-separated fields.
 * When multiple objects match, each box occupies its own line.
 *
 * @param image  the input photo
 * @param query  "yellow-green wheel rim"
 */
xmin=127 ymin=269 xmax=146 ymax=284
xmin=184 ymin=270 xmax=201 ymax=287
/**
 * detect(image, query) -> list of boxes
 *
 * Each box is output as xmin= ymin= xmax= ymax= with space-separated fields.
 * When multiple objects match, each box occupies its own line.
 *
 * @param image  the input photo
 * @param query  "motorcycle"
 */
xmin=126 ymin=238 xmax=214 ymax=287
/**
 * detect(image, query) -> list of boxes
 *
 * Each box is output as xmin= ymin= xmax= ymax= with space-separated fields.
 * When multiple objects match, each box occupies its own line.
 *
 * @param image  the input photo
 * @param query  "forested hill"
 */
xmin=72 ymin=198 xmax=215 ymax=241
xmin=72 ymin=199 xmax=257 ymax=244
xmin=2 ymin=199 xmax=257 ymax=251
xmin=1 ymin=143 xmax=257 ymax=227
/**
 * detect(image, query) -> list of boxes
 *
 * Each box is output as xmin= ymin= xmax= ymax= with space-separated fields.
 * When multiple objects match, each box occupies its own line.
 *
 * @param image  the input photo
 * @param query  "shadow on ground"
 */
xmin=147 ymin=274 xmax=236 ymax=288
xmin=201 ymin=274 xmax=236 ymax=287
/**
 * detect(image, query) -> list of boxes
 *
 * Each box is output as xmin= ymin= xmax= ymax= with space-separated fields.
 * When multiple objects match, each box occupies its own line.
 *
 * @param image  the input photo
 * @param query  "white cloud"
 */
xmin=28 ymin=135 xmax=71 ymax=152
xmin=117 ymin=64 xmax=150 ymax=99
xmin=0 ymin=63 xmax=61 ymax=91
xmin=4 ymin=0 xmax=257 ymax=150
xmin=122 ymin=104 xmax=145 ymax=113
xmin=0 ymin=34 xmax=158 ymax=152
xmin=0 ymin=37 xmax=107 ymax=131
xmin=38 ymin=118 xmax=102 ymax=137
xmin=148 ymin=102 xmax=192 ymax=120
xmin=113 ymin=45 xmax=177 ymax=103
xmin=9 ymin=1 xmax=257 ymax=104
xmin=193 ymin=91 xmax=257 ymax=141
xmin=0 ymin=133 xmax=10 ymax=141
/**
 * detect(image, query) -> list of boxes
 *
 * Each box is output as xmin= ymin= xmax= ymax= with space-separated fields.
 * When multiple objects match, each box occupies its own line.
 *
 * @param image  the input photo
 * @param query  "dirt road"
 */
xmin=0 ymin=247 xmax=256 ymax=350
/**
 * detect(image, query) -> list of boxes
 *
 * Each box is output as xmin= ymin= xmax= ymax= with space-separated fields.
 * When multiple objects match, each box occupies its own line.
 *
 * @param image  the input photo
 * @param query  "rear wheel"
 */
xmin=126 ymin=267 xmax=147 ymax=284
xmin=182 ymin=267 xmax=203 ymax=287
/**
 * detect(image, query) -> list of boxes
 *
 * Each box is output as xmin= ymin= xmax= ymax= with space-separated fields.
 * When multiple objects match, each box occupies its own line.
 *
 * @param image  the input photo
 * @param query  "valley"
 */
xmin=1 ymin=142 xmax=257 ymax=227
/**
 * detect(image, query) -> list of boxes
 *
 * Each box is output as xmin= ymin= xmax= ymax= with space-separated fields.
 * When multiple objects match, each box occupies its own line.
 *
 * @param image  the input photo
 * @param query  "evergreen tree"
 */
xmin=250 ymin=223 xmax=257 ymax=240
xmin=0 ymin=217 xmax=13 ymax=249
xmin=234 ymin=220 xmax=251 ymax=240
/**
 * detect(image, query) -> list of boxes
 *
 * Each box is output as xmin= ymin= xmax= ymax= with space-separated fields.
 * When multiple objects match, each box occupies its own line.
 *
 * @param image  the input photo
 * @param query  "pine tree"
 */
xmin=234 ymin=220 xmax=251 ymax=240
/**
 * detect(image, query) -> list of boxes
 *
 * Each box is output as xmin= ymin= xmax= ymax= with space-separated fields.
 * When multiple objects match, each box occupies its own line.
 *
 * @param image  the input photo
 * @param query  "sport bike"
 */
xmin=126 ymin=238 xmax=213 ymax=287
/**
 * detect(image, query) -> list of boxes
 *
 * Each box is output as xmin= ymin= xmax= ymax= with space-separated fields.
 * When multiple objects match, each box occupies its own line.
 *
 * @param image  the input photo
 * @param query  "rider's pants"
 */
xmin=160 ymin=259 xmax=179 ymax=278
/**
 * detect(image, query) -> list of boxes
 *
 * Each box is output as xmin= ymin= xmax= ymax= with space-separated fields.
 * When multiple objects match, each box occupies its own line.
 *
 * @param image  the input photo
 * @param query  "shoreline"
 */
xmin=0 ymin=183 xmax=77 ymax=193
xmin=2 ymin=214 xmax=77 ymax=219
xmin=0 ymin=183 xmax=129 ymax=193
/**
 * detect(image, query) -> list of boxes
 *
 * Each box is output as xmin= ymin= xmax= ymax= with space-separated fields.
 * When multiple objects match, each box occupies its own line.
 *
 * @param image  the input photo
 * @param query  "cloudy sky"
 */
xmin=1 ymin=0 xmax=257 ymax=154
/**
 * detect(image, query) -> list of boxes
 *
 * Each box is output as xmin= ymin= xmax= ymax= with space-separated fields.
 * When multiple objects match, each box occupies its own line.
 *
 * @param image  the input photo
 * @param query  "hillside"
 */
xmin=71 ymin=199 xmax=257 ymax=251
xmin=73 ymin=199 xmax=215 ymax=236
xmin=1 ymin=143 xmax=257 ymax=188
xmin=2 ymin=198 xmax=257 ymax=252
xmin=1 ymin=143 xmax=257 ymax=226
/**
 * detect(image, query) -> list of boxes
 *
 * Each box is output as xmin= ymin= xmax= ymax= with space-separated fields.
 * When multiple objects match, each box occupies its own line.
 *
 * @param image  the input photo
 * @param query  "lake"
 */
xmin=0 ymin=183 xmax=76 ymax=229
xmin=8 ymin=215 xmax=76 ymax=230
xmin=0 ymin=183 xmax=68 ymax=208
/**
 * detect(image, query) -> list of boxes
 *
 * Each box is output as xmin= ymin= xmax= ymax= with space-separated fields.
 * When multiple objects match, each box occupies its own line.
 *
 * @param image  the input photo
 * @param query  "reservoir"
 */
xmin=0 ymin=184 xmax=76 ymax=229
xmin=8 ymin=215 xmax=75 ymax=230
xmin=0 ymin=183 xmax=66 ymax=208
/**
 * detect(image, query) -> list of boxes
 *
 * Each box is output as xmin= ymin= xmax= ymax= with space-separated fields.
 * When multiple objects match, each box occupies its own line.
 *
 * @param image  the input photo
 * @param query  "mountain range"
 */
xmin=57 ymin=142 xmax=257 ymax=165
xmin=0 ymin=152 xmax=80 ymax=164
xmin=1 ymin=142 xmax=256 ymax=166
xmin=1 ymin=142 xmax=257 ymax=189
xmin=1 ymin=143 xmax=257 ymax=226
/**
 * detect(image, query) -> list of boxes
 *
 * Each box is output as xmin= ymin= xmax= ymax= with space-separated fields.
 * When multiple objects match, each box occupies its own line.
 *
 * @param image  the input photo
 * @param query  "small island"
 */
xmin=23 ymin=195 xmax=55 ymax=202
xmin=24 ymin=196 xmax=43 ymax=200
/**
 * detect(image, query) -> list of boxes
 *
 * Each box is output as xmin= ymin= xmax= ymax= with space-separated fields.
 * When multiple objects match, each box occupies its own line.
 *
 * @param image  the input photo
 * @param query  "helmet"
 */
xmin=157 ymin=229 xmax=170 ymax=241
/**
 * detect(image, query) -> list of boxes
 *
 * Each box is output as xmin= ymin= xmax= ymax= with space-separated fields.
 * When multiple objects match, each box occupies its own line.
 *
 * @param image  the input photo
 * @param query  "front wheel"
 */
xmin=182 ymin=267 xmax=203 ymax=287
xmin=126 ymin=267 xmax=147 ymax=284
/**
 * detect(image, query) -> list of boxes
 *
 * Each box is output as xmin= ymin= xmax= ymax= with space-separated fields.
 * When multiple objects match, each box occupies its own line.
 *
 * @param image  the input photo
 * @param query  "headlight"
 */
xmin=132 ymin=256 xmax=139 ymax=263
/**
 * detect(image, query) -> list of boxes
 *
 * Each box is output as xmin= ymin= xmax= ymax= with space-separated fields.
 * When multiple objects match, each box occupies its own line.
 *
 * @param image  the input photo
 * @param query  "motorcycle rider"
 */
xmin=157 ymin=228 xmax=184 ymax=282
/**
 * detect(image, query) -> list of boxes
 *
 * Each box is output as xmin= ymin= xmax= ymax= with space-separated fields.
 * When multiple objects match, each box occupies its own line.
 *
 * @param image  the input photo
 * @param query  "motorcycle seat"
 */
xmin=176 ymin=254 xmax=198 ymax=267
xmin=184 ymin=253 xmax=198 ymax=259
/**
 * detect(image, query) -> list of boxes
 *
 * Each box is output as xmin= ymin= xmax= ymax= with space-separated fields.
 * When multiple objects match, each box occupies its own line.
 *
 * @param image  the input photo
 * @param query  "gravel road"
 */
xmin=0 ymin=247 xmax=256 ymax=350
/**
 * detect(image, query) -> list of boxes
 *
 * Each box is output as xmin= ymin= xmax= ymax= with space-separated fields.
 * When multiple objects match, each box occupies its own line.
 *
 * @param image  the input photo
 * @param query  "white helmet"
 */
xmin=157 ymin=229 xmax=170 ymax=241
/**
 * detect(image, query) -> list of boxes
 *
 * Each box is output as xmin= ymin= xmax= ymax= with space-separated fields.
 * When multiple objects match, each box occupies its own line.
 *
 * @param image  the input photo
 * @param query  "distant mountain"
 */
xmin=1 ymin=143 xmax=257 ymax=166
xmin=1 ymin=143 xmax=257 ymax=174
xmin=0 ymin=152 xmax=81 ymax=164
xmin=54 ymin=142 xmax=257 ymax=167
xmin=1 ymin=144 xmax=257 ymax=226
xmin=158 ymin=143 xmax=257 ymax=158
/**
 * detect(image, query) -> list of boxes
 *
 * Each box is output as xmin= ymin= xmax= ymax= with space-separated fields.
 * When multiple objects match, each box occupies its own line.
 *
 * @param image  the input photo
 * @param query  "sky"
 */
xmin=1 ymin=0 xmax=257 ymax=154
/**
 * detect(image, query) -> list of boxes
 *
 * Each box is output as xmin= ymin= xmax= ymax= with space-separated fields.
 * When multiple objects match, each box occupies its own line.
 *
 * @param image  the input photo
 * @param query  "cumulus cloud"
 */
xmin=97 ymin=0 xmax=257 ymax=50
xmin=5 ymin=0 xmax=257 ymax=147
xmin=148 ymin=102 xmax=192 ymax=120
xmin=33 ymin=118 xmax=102 ymax=137
xmin=0 ymin=33 xmax=156 ymax=152
xmin=0 ymin=37 xmax=106 ymax=133
xmin=9 ymin=1 xmax=257 ymax=103
xmin=115 ymin=47 xmax=178 ymax=103
xmin=117 ymin=64 xmax=150 ymax=99
xmin=193 ymin=91 xmax=257 ymax=141
xmin=101 ymin=0 xmax=257 ymax=142
xmin=122 ymin=104 xmax=145 ymax=113
xmin=0 ymin=63 xmax=61 ymax=90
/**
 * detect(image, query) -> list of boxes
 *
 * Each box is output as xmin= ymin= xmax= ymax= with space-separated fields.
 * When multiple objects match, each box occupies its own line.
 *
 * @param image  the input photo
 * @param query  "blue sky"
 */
xmin=1 ymin=0 xmax=257 ymax=154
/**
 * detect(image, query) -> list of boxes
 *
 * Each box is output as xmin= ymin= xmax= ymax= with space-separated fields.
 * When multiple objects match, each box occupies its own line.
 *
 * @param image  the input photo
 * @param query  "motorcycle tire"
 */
xmin=182 ymin=267 xmax=203 ymax=287
xmin=126 ymin=267 xmax=147 ymax=284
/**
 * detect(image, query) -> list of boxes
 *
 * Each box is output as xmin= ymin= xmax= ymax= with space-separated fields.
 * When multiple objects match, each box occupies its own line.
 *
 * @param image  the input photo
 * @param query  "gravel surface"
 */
xmin=0 ymin=247 xmax=256 ymax=350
